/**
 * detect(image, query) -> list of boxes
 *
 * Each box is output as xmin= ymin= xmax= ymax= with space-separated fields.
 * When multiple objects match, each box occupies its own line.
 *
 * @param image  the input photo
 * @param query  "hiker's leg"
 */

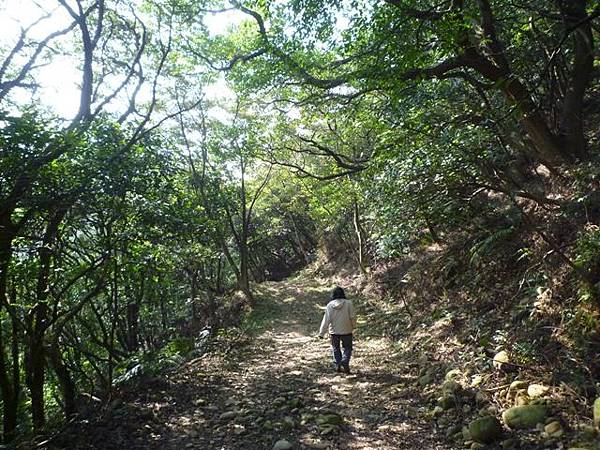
xmin=340 ymin=334 xmax=353 ymax=369
xmin=330 ymin=334 xmax=342 ymax=366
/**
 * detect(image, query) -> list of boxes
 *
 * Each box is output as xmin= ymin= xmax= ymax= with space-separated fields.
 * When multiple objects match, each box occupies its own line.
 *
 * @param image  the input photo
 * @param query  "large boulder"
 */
xmin=502 ymin=405 xmax=547 ymax=429
xmin=468 ymin=416 xmax=503 ymax=444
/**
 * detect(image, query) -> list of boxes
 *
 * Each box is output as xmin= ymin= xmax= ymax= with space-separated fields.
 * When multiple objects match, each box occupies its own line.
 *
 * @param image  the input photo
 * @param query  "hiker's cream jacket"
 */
xmin=319 ymin=298 xmax=356 ymax=336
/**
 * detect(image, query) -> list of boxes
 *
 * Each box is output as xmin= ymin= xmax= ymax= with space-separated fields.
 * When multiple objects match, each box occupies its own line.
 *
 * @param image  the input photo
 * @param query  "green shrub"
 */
xmin=163 ymin=337 xmax=195 ymax=357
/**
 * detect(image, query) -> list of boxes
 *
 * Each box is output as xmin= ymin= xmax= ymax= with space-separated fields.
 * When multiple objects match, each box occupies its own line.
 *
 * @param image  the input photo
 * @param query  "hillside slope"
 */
xmin=40 ymin=269 xmax=600 ymax=450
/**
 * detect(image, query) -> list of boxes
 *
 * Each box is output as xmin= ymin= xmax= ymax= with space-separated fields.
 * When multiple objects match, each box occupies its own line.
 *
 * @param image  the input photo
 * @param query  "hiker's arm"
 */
xmin=318 ymin=308 xmax=330 ymax=337
xmin=349 ymin=301 xmax=357 ymax=328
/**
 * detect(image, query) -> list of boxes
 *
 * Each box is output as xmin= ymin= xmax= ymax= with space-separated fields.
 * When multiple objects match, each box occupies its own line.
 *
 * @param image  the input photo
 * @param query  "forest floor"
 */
xmin=46 ymin=274 xmax=451 ymax=450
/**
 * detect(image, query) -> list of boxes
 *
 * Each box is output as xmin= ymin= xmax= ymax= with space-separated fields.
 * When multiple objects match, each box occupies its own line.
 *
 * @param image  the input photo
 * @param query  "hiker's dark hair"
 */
xmin=331 ymin=286 xmax=346 ymax=300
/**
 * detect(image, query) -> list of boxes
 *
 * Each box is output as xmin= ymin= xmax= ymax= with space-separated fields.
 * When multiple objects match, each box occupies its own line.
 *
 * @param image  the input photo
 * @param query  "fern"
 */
xmin=469 ymin=226 xmax=516 ymax=265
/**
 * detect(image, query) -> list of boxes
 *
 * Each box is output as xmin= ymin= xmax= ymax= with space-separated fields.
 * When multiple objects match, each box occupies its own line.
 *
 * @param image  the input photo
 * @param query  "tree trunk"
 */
xmin=464 ymin=65 xmax=564 ymax=165
xmin=556 ymin=0 xmax=594 ymax=160
xmin=289 ymin=214 xmax=309 ymax=264
xmin=190 ymin=272 xmax=200 ymax=333
xmin=29 ymin=206 xmax=69 ymax=432
xmin=352 ymin=198 xmax=367 ymax=274
xmin=461 ymin=14 xmax=568 ymax=165
xmin=0 ymin=223 xmax=18 ymax=442
xmin=46 ymin=342 xmax=77 ymax=418
xmin=10 ymin=312 xmax=20 ymax=416
xmin=29 ymin=334 xmax=46 ymax=431
xmin=0 ymin=325 xmax=17 ymax=443
xmin=108 ymin=258 xmax=119 ymax=393
xmin=238 ymin=237 xmax=253 ymax=300
xmin=215 ymin=256 xmax=223 ymax=294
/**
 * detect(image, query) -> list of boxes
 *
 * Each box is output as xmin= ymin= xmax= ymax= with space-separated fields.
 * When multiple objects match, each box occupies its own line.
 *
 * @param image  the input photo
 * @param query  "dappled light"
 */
xmin=1 ymin=0 xmax=599 ymax=448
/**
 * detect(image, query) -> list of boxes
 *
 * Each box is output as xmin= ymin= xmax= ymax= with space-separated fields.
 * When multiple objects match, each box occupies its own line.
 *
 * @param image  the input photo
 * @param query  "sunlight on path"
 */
xmin=216 ymin=275 xmax=451 ymax=450
xmin=69 ymin=275 xmax=450 ymax=450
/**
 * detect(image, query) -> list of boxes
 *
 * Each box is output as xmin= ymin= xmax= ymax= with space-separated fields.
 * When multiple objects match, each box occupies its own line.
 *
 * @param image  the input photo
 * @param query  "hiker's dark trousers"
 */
xmin=330 ymin=334 xmax=353 ymax=367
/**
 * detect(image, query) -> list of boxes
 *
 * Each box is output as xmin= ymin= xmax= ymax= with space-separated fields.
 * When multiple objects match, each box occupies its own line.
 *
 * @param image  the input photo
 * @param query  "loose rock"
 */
xmin=219 ymin=411 xmax=237 ymax=420
xmin=502 ymin=405 xmax=547 ymax=429
xmin=273 ymin=439 xmax=293 ymax=450
xmin=418 ymin=373 xmax=434 ymax=387
xmin=500 ymin=438 xmax=519 ymax=449
xmin=316 ymin=413 xmax=344 ymax=426
xmin=441 ymin=380 xmax=462 ymax=394
xmin=468 ymin=416 xmax=503 ymax=444
xmin=544 ymin=421 xmax=563 ymax=438
xmin=493 ymin=351 xmax=510 ymax=371
xmin=527 ymin=384 xmax=550 ymax=398
xmin=282 ymin=416 xmax=295 ymax=429
xmin=437 ymin=395 xmax=456 ymax=410
xmin=445 ymin=369 xmax=462 ymax=381
xmin=509 ymin=380 xmax=528 ymax=392
xmin=432 ymin=406 xmax=444 ymax=416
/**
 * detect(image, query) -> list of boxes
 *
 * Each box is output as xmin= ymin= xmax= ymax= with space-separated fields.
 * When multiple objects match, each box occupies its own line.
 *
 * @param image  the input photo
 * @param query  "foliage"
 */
xmin=0 ymin=0 xmax=599 ymax=444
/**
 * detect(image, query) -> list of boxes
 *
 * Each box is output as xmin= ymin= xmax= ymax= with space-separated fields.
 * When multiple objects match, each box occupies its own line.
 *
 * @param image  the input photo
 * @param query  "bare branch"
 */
xmin=475 ymin=0 xmax=510 ymax=72
xmin=92 ymin=11 xmax=148 ymax=119
xmin=0 ymin=19 xmax=79 ymax=101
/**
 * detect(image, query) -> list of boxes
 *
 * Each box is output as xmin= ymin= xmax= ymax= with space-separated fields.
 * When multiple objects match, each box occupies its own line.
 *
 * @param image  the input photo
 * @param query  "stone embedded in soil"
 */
xmin=445 ymin=369 xmax=462 ymax=381
xmin=219 ymin=411 xmax=237 ymax=420
xmin=500 ymin=438 xmax=520 ymax=449
xmin=432 ymin=406 xmax=444 ymax=416
xmin=509 ymin=380 xmax=528 ymax=392
xmin=316 ymin=413 xmax=344 ymax=426
xmin=273 ymin=397 xmax=286 ymax=406
xmin=320 ymin=425 xmax=337 ymax=436
xmin=527 ymin=384 xmax=550 ymax=398
xmin=418 ymin=373 xmax=434 ymax=387
xmin=445 ymin=425 xmax=462 ymax=438
xmin=493 ymin=351 xmax=510 ymax=371
xmin=437 ymin=395 xmax=456 ymax=410
xmin=502 ymin=405 xmax=547 ymax=429
xmin=273 ymin=439 xmax=293 ymax=450
xmin=468 ymin=416 xmax=503 ymax=444
xmin=544 ymin=421 xmax=563 ymax=438
xmin=475 ymin=391 xmax=487 ymax=404
xmin=282 ymin=416 xmax=295 ymax=429
xmin=470 ymin=375 xmax=484 ymax=387
xmin=441 ymin=380 xmax=462 ymax=394
xmin=578 ymin=424 xmax=598 ymax=440
xmin=288 ymin=398 xmax=302 ymax=408
xmin=514 ymin=391 xmax=530 ymax=406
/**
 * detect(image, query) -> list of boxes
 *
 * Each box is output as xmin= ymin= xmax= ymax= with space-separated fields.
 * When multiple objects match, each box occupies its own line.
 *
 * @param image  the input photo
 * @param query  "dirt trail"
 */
xmin=53 ymin=275 xmax=451 ymax=450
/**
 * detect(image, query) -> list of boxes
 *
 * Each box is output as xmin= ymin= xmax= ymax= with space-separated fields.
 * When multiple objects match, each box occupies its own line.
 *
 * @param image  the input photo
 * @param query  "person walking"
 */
xmin=318 ymin=286 xmax=357 ymax=374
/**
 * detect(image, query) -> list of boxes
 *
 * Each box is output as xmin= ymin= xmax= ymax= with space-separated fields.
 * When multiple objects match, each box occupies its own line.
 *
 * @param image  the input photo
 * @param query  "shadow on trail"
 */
xmin=46 ymin=276 xmax=452 ymax=450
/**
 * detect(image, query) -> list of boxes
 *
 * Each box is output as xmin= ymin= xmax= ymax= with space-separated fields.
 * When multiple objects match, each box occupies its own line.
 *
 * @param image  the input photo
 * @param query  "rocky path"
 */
xmin=49 ymin=275 xmax=451 ymax=450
